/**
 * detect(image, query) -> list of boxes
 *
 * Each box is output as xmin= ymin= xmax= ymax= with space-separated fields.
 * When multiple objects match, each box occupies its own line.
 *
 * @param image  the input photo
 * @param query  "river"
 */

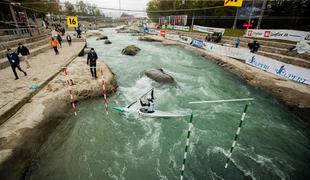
xmin=26 ymin=28 xmax=310 ymax=180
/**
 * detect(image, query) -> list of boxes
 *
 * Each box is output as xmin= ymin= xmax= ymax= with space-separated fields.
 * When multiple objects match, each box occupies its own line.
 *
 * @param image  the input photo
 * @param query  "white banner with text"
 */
xmin=245 ymin=29 xmax=310 ymax=42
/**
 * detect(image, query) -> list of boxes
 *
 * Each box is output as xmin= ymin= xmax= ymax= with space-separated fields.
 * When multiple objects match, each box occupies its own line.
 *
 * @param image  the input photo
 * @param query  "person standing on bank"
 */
xmin=87 ymin=48 xmax=98 ymax=78
xmin=235 ymin=37 xmax=241 ymax=48
xmin=50 ymin=37 xmax=59 ymax=55
xmin=7 ymin=48 xmax=27 ymax=80
xmin=57 ymin=33 xmax=62 ymax=48
xmin=66 ymin=34 xmax=72 ymax=46
xmin=17 ymin=43 xmax=30 ymax=68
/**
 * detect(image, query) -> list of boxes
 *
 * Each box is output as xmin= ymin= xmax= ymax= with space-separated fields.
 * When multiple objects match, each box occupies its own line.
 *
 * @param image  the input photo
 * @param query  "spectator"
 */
xmin=235 ymin=37 xmax=241 ymax=48
xmin=248 ymin=40 xmax=260 ymax=53
xmin=17 ymin=43 xmax=30 ymax=68
xmin=66 ymin=34 xmax=72 ymax=46
xmin=50 ymin=37 xmax=59 ymax=55
xmin=76 ymin=28 xmax=82 ymax=38
xmin=87 ymin=48 xmax=98 ymax=78
xmin=51 ymin=28 xmax=57 ymax=38
xmin=6 ymin=48 xmax=27 ymax=80
xmin=57 ymin=33 xmax=62 ymax=47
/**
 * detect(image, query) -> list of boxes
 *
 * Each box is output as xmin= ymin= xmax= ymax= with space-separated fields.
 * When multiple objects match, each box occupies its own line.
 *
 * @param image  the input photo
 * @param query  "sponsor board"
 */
xmin=246 ymin=29 xmax=310 ymax=42
xmin=204 ymin=42 xmax=250 ymax=60
xmin=246 ymin=54 xmax=310 ymax=84
xmin=203 ymin=41 xmax=310 ymax=84
xmin=165 ymin=34 xmax=180 ymax=41
xmin=193 ymin=25 xmax=225 ymax=35
xmin=148 ymin=29 xmax=159 ymax=35
xmin=179 ymin=36 xmax=192 ymax=44
xmin=163 ymin=25 xmax=190 ymax=31
xmin=160 ymin=30 xmax=166 ymax=37
xmin=191 ymin=39 xmax=205 ymax=48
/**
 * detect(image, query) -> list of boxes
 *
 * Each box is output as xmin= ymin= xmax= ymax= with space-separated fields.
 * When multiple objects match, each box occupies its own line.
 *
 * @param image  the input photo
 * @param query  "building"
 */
xmin=0 ymin=0 xmax=44 ymax=36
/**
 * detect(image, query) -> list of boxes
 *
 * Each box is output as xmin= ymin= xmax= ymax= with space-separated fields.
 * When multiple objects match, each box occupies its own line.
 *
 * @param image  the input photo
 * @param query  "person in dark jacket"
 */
xmin=87 ymin=48 xmax=98 ymax=78
xmin=17 ymin=43 xmax=30 ymax=68
xmin=66 ymin=34 xmax=72 ymax=46
xmin=7 ymin=48 xmax=27 ymax=80
xmin=57 ymin=33 xmax=62 ymax=47
xmin=248 ymin=40 xmax=260 ymax=53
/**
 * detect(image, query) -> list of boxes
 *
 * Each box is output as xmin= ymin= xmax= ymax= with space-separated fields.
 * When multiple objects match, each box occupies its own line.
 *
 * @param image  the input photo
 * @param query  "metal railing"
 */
xmin=0 ymin=27 xmax=46 ymax=40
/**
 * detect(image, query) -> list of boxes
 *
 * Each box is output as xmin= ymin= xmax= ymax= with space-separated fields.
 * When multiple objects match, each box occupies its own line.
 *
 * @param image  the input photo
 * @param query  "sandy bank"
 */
xmin=139 ymin=35 xmax=310 ymax=121
xmin=0 ymin=57 xmax=118 ymax=179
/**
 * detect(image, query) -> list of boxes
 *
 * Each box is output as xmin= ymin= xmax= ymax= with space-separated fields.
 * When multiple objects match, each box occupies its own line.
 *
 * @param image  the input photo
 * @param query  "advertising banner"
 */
xmin=203 ymin=42 xmax=310 ymax=84
xmin=246 ymin=29 xmax=310 ymax=42
xmin=160 ymin=30 xmax=166 ymax=37
xmin=163 ymin=25 xmax=190 ymax=31
xmin=165 ymin=34 xmax=180 ymax=41
xmin=191 ymin=39 xmax=205 ymax=48
xmin=173 ymin=25 xmax=190 ymax=32
xmin=159 ymin=15 xmax=187 ymax=26
xmin=179 ymin=36 xmax=192 ymax=44
xmin=193 ymin=25 xmax=225 ymax=35
xmin=204 ymin=42 xmax=250 ymax=60
xmin=246 ymin=54 xmax=310 ymax=84
xmin=148 ymin=29 xmax=159 ymax=35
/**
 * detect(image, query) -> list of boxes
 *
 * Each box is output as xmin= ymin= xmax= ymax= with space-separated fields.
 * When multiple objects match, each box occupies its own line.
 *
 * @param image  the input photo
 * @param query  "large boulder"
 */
xmin=138 ymin=36 xmax=162 ymax=42
xmin=121 ymin=45 xmax=141 ymax=56
xmin=144 ymin=68 xmax=175 ymax=84
xmin=78 ymin=47 xmax=91 ymax=56
xmin=116 ymin=27 xmax=140 ymax=33
xmin=104 ymin=40 xmax=112 ymax=44
xmin=85 ymin=32 xmax=101 ymax=37
xmin=96 ymin=35 xmax=108 ymax=40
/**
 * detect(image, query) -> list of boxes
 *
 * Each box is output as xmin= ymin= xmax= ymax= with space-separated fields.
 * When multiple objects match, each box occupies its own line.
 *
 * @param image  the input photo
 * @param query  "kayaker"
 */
xmin=140 ymin=89 xmax=155 ymax=113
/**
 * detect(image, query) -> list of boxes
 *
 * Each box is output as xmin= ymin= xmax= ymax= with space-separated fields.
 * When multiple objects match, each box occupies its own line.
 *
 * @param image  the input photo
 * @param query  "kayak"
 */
xmin=112 ymin=106 xmax=187 ymax=118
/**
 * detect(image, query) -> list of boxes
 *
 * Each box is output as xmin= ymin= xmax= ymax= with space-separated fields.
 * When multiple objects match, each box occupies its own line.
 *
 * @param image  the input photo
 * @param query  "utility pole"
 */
xmin=257 ymin=0 xmax=267 ymax=29
xmin=247 ymin=0 xmax=255 ymax=30
xmin=191 ymin=12 xmax=195 ymax=31
xmin=232 ymin=7 xmax=239 ymax=29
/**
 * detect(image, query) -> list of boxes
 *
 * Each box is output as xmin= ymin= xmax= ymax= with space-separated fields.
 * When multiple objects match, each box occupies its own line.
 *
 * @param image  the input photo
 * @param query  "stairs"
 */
xmin=0 ymin=32 xmax=51 ymax=70
xmin=221 ymin=37 xmax=310 ymax=68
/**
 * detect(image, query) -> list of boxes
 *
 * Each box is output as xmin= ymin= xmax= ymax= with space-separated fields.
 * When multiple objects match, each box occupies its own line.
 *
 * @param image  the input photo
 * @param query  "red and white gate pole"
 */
xmin=64 ymin=68 xmax=77 ymax=116
xmin=101 ymin=68 xmax=108 ymax=114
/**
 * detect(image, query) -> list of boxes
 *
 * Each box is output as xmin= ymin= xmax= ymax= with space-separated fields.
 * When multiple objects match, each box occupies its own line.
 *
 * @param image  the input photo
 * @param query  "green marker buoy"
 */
xmin=225 ymin=104 xmax=249 ymax=168
xmin=180 ymin=113 xmax=193 ymax=180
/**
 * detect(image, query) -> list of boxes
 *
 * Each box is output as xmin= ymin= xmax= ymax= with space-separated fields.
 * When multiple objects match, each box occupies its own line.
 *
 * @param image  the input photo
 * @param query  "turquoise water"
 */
xmin=27 ymin=29 xmax=310 ymax=180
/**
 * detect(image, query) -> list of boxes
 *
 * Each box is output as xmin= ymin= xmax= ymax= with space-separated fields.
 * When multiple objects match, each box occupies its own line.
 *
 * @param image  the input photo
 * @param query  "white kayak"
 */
xmin=112 ymin=106 xmax=187 ymax=118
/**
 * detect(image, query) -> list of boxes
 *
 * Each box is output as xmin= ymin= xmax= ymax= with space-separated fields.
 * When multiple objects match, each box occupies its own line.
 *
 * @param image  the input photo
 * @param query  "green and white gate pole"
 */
xmin=225 ymin=104 xmax=249 ymax=168
xmin=180 ymin=113 xmax=194 ymax=180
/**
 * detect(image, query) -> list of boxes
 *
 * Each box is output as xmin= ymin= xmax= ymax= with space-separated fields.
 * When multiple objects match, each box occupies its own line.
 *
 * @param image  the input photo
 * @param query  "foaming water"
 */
xmin=27 ymin=28 xmax=310 ymax=180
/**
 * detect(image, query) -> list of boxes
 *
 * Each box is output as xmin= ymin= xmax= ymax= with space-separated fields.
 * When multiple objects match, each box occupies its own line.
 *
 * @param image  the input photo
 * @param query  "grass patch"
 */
xmin=224 ymin=29 xmax=246 ymax=37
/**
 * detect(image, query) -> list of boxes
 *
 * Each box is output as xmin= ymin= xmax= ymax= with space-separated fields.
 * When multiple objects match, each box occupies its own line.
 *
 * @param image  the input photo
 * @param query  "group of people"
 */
xmin=6 ymin=43 xmax=30 ymax=80
xmin=50 ymin=32 xmax=73 ymax=55
xmin=234 ymin=37 xmax=260 ymax=53
xmin=6 ymin=30 xmax=74 ymax=80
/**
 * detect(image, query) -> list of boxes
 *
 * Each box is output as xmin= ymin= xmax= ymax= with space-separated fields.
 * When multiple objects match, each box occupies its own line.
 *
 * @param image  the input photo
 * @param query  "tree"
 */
xmin=64 ymin=1 xmax=75 ymax=15
xmin=77 ymin=0 xmax=87 ymax=15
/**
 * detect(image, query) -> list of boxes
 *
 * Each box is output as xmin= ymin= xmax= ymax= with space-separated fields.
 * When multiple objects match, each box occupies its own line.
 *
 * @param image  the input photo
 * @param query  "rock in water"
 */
xmin=145 ymin=69 xmax=175 ymax=84
xmin=121 ymin=45 xmax=141 ymax=56
xmin=138 ymin=36 xmax=162 ymax=42
xmin=96 ymin=35 xmax=108 ymax=40
xmin=104 ymin=40 xmax=112 ymax=44
xmin=78 ymin=47 xmax=91 ymax=56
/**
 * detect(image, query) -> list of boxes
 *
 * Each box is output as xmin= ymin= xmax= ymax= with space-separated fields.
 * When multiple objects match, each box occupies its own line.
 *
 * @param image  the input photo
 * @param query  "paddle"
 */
xmin=127 ymin=88 xmax=154 ymax=108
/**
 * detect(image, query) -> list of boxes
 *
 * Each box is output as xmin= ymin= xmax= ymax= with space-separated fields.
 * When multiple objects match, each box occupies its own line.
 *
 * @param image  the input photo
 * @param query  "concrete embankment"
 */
xmin=139 ymin=35 xmax=310 ymax=121
xmin=0 ymin=57 xmax=118 ymax=179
